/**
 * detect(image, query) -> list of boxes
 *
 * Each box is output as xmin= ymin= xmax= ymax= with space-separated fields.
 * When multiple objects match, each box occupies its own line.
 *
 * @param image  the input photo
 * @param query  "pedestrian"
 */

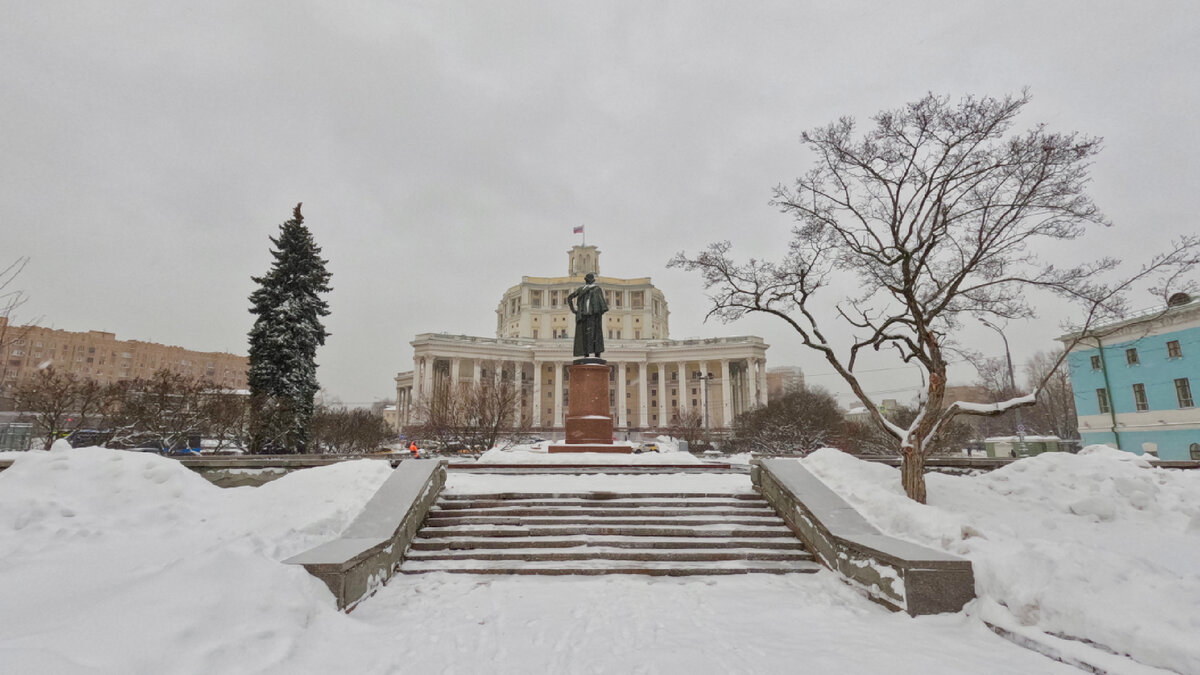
xmin=409 ymin=441 xmax=420 ymax=459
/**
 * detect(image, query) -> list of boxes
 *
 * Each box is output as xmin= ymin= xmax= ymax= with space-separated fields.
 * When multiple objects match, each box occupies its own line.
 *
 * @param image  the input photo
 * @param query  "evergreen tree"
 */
xmin=247 ymin=203 xmax=332 ymax=453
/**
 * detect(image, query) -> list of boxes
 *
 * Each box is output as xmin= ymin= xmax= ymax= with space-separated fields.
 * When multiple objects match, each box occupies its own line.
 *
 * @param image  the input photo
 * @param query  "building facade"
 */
xmin=766 ymin=366 xmax=805 ymax=399
xmin=1 ymin=316 xmax=248 ymax=408
xmin=1057 ymin=295 xmax=1200 ymax=460
xmin=395 ymin=246 xmax=769 ymax=436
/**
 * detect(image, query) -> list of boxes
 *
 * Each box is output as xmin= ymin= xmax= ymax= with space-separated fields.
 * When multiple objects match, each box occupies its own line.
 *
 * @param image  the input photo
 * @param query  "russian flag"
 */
xmin=573 ymin=225 xmax=584 ymax=234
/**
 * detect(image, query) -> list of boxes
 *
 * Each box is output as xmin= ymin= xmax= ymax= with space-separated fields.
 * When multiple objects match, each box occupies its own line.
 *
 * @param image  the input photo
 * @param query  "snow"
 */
xmin=800 ymin=445 xmax=1200 ymax=675
xmin=475 ymin=435 xmax=705 ymax=465
xmin=0 ymin=444 xmax=1190 ymax=673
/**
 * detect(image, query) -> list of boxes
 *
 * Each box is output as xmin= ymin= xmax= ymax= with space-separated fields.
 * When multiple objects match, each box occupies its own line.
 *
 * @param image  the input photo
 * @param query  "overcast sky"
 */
xmin=3 ymin=1 xmax=1198 ymax=407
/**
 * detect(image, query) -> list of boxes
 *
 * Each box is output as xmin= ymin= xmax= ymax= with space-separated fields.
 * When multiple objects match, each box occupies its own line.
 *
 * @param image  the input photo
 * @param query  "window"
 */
xmin=1090 ymin=355 xmax=1102 ymax=370
xmin=530 ymin=290 xmax=542 ymax=308
xmin=1191 ymin=443 xmax=1200 ymax=460
xmin=1167 ymin=340 xmax=1182 ymax=358
xmin=631 ymin=291 xmax=644 ymax=309
xmin=1133 ymin=383 xmax=1148 ymax=411
xmin=532 ymin=329 xmax=538 ymax=339
xmin=1176 ymin=378 xmax=1194 ymax=408
xmin=1096 ymin=388 xmax=1110 ymax=414
xmin=1125 ymin=348 xmax=1139 ymax=365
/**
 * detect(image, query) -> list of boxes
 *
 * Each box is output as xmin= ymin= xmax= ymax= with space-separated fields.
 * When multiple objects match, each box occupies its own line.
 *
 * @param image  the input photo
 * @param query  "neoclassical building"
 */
xmin=395 ymin=246 xmax=769 ymax=436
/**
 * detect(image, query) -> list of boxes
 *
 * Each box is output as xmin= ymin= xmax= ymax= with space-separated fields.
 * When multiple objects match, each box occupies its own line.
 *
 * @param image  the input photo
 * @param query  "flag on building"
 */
xmin=573 ymin=225 xmax=584 ymax=234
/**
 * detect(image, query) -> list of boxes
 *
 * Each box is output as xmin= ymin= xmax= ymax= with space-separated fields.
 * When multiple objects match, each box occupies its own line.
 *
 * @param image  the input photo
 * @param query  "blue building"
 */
xmin=1058 ymin=295 xmax=1200 ymax=460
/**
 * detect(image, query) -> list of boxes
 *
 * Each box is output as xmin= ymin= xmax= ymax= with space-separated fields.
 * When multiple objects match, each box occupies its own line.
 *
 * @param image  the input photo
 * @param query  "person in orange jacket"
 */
xmin=409 ymin=441 xmax=420 ymax=459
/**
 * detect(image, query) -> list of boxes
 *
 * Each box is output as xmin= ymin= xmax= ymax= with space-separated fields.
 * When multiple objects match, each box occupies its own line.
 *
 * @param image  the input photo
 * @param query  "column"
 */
xmin=553 ymin=361 xmax=564 ymax=428
xmin=657 ymin=364 xmax=667 ymax=428
xmin=757 ymin=358 xmax=767 ymax=405
xmin=617 ymin=360 xmax=627 ymax=429
xmin=422 ymin=357 xmax=434 ymax=404
xmin=676 ymin=361 xmax=688 ymax=418
xmin=473 ymin=359 xmax=482 ymax=386
xmin=746 ymin=358 xmax=759 ymax=409
xmin=513 ymin=362 xmax=522 ymax=425
xmin=721 ymin=359 xmax=732 ymax=428
xmin=450 ymin=358 xmax=461 ymax=390
xmin=637 ymin=361 xmax=649 ymax=428
xmin=532 ymin=360 xmax=543 ymax=428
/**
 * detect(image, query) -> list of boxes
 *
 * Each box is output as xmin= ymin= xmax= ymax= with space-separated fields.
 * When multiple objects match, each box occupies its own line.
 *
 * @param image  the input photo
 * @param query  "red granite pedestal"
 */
xmin=548 ymin=362 xmax=633 ymax=454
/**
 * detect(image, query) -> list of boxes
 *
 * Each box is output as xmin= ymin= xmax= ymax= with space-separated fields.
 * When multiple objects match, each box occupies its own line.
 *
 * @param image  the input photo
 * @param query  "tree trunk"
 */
xmin=900 ymin=445 xmax=927 ymax=504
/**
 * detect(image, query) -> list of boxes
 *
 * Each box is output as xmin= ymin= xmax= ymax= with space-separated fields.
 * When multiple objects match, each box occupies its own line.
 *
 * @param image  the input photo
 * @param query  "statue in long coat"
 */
xmin=567 ymin=273 xmax=608 ymax=358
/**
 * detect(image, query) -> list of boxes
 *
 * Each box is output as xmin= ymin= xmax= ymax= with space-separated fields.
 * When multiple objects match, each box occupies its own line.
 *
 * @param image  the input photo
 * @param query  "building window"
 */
xmin=1125 ymin=348 xmax=1139 ymax=365
xmin=1133 ymin=383 xmax=1148 ymax=411
xmin=1096 ymin=388 xmax=1110 ymax=414
xmin=1167 ymin=340 xmax=1183 ymax=358
xmin=1090 ymin=355 xmax=1102 ymax=370
xmin=532 ymin=329 xmax=538 ymax=339
xmin=1176 ymin=378 xmax=1194 ymax=408
xmin=1191 ymin=443 xmax=1200 ymax=460
xmin=631 ymin=291 xmax=644 ymax=309
xmin=530 ymin=290 xmax=542 ymax=308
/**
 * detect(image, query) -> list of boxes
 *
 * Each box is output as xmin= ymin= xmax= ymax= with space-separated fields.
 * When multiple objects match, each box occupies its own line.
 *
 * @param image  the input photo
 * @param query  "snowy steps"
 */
xmin=401 ymin=492 xmax=821 ymax=576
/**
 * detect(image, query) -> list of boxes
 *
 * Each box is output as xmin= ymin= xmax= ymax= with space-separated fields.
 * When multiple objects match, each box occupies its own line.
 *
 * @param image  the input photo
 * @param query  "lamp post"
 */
xmin=978 ymin=318 xmax=1026 ymax=456
xmin=699 ymin=372 xmax=715 ymax=433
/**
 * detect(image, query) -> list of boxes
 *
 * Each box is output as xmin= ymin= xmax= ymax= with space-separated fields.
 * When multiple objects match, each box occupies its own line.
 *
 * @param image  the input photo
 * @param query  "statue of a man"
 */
xmin=567 ymin=272 xmax=608 ymax=358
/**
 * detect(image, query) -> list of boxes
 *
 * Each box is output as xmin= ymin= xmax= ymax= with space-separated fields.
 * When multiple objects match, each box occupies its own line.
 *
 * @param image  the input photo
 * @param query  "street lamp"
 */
xmin=699 ymin=372 xmax=715 ymax=432
xmin=978 ymin=318 xmax=1027 ymax=456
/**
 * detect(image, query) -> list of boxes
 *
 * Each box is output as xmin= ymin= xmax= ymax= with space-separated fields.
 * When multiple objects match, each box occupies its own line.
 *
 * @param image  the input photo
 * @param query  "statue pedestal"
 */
xmin=548 ymin=363 xmax=632 ymax=454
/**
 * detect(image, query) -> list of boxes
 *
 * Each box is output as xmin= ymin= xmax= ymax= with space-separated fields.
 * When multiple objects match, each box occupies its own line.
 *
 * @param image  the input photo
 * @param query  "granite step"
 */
xmin=400 ymin=558 xmax=822 ymax=575
xmin=417 ymin=525 xmax=796 ymax=538
xmin=402 ymin=491 xmax=816 ymax=577
xmin=424 ymin=516 xmax=784 ymax=527
xmin=409 ymin=536 xmax=808 ymax=550
xmin=405 ymin=548 xmax=814 ymax=562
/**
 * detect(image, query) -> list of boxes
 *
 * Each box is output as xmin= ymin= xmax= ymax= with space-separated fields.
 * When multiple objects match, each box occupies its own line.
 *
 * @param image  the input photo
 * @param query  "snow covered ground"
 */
xmin=803 ymin=446 xmax=1200 ymax=675
xmin=0 ymin=445 xmax=1194 ymax=673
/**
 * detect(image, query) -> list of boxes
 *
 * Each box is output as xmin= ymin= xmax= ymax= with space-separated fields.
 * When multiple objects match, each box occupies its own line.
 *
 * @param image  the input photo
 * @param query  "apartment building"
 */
xmin=1 ymin=316 xmax=248 ymax=408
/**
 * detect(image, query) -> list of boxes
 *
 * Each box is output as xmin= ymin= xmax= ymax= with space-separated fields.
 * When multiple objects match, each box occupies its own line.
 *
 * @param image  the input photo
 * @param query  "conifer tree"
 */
xmin=247 ymin=203 xmax=332 ymax=453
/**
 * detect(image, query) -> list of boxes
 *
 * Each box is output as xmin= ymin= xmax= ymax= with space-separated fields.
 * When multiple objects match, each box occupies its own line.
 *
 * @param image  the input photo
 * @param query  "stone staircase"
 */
xmin=399 ymin=491 xmax=821 ymax=576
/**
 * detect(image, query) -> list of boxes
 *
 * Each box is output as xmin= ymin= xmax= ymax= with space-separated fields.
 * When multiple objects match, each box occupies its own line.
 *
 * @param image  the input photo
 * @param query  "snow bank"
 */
xmin=801 ymin=446 xmax=1200 ymax=674
xmin=0 ymin=447 xmax=392 ymax=673
xmin=0 ymin=446 xmax=1094 ymax=673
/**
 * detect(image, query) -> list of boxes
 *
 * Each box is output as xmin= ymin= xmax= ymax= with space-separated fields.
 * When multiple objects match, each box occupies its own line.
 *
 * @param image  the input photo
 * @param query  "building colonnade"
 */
xmin=396 ymin=334 xmax=768 ymax=434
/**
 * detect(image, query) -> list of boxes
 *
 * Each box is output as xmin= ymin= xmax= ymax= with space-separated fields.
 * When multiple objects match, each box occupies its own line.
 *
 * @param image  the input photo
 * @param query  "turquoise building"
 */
xmin=1058 ymin=295 xmax=1200 ymax=460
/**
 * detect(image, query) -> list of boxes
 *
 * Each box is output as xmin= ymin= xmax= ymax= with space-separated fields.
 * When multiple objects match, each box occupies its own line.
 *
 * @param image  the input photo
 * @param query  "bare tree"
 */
xmin=666 ymin=408 xmax=706 ymax=449
xmin=0 ymin=257 xmax=41 ymax=409
xmin=105 ymin=370 xmax=209 ymax=451
xmin=310 ymin=404 xmax=395 ymax=455
xmin=729 ymin=387 xmax=844 ymax=455
xmin=672 ymin=91 xmax=1199 ymax=502
xmin=411 ymin=380 xmax=529 ymax=456
xmin=197 ymin=388 xmax=251 ymax=452
xmin=14 ymin=367 xmax=108 ymax=449
xmin=1023 ymin=350 xmax=1078 ymax=441
xmin=844 ymin=405 xmax=973 ymax=456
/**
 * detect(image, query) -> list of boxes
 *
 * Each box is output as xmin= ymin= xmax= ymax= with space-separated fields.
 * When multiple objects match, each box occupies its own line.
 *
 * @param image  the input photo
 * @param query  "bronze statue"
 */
xmin=567 ymin=272 xmax=608 ymax=358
